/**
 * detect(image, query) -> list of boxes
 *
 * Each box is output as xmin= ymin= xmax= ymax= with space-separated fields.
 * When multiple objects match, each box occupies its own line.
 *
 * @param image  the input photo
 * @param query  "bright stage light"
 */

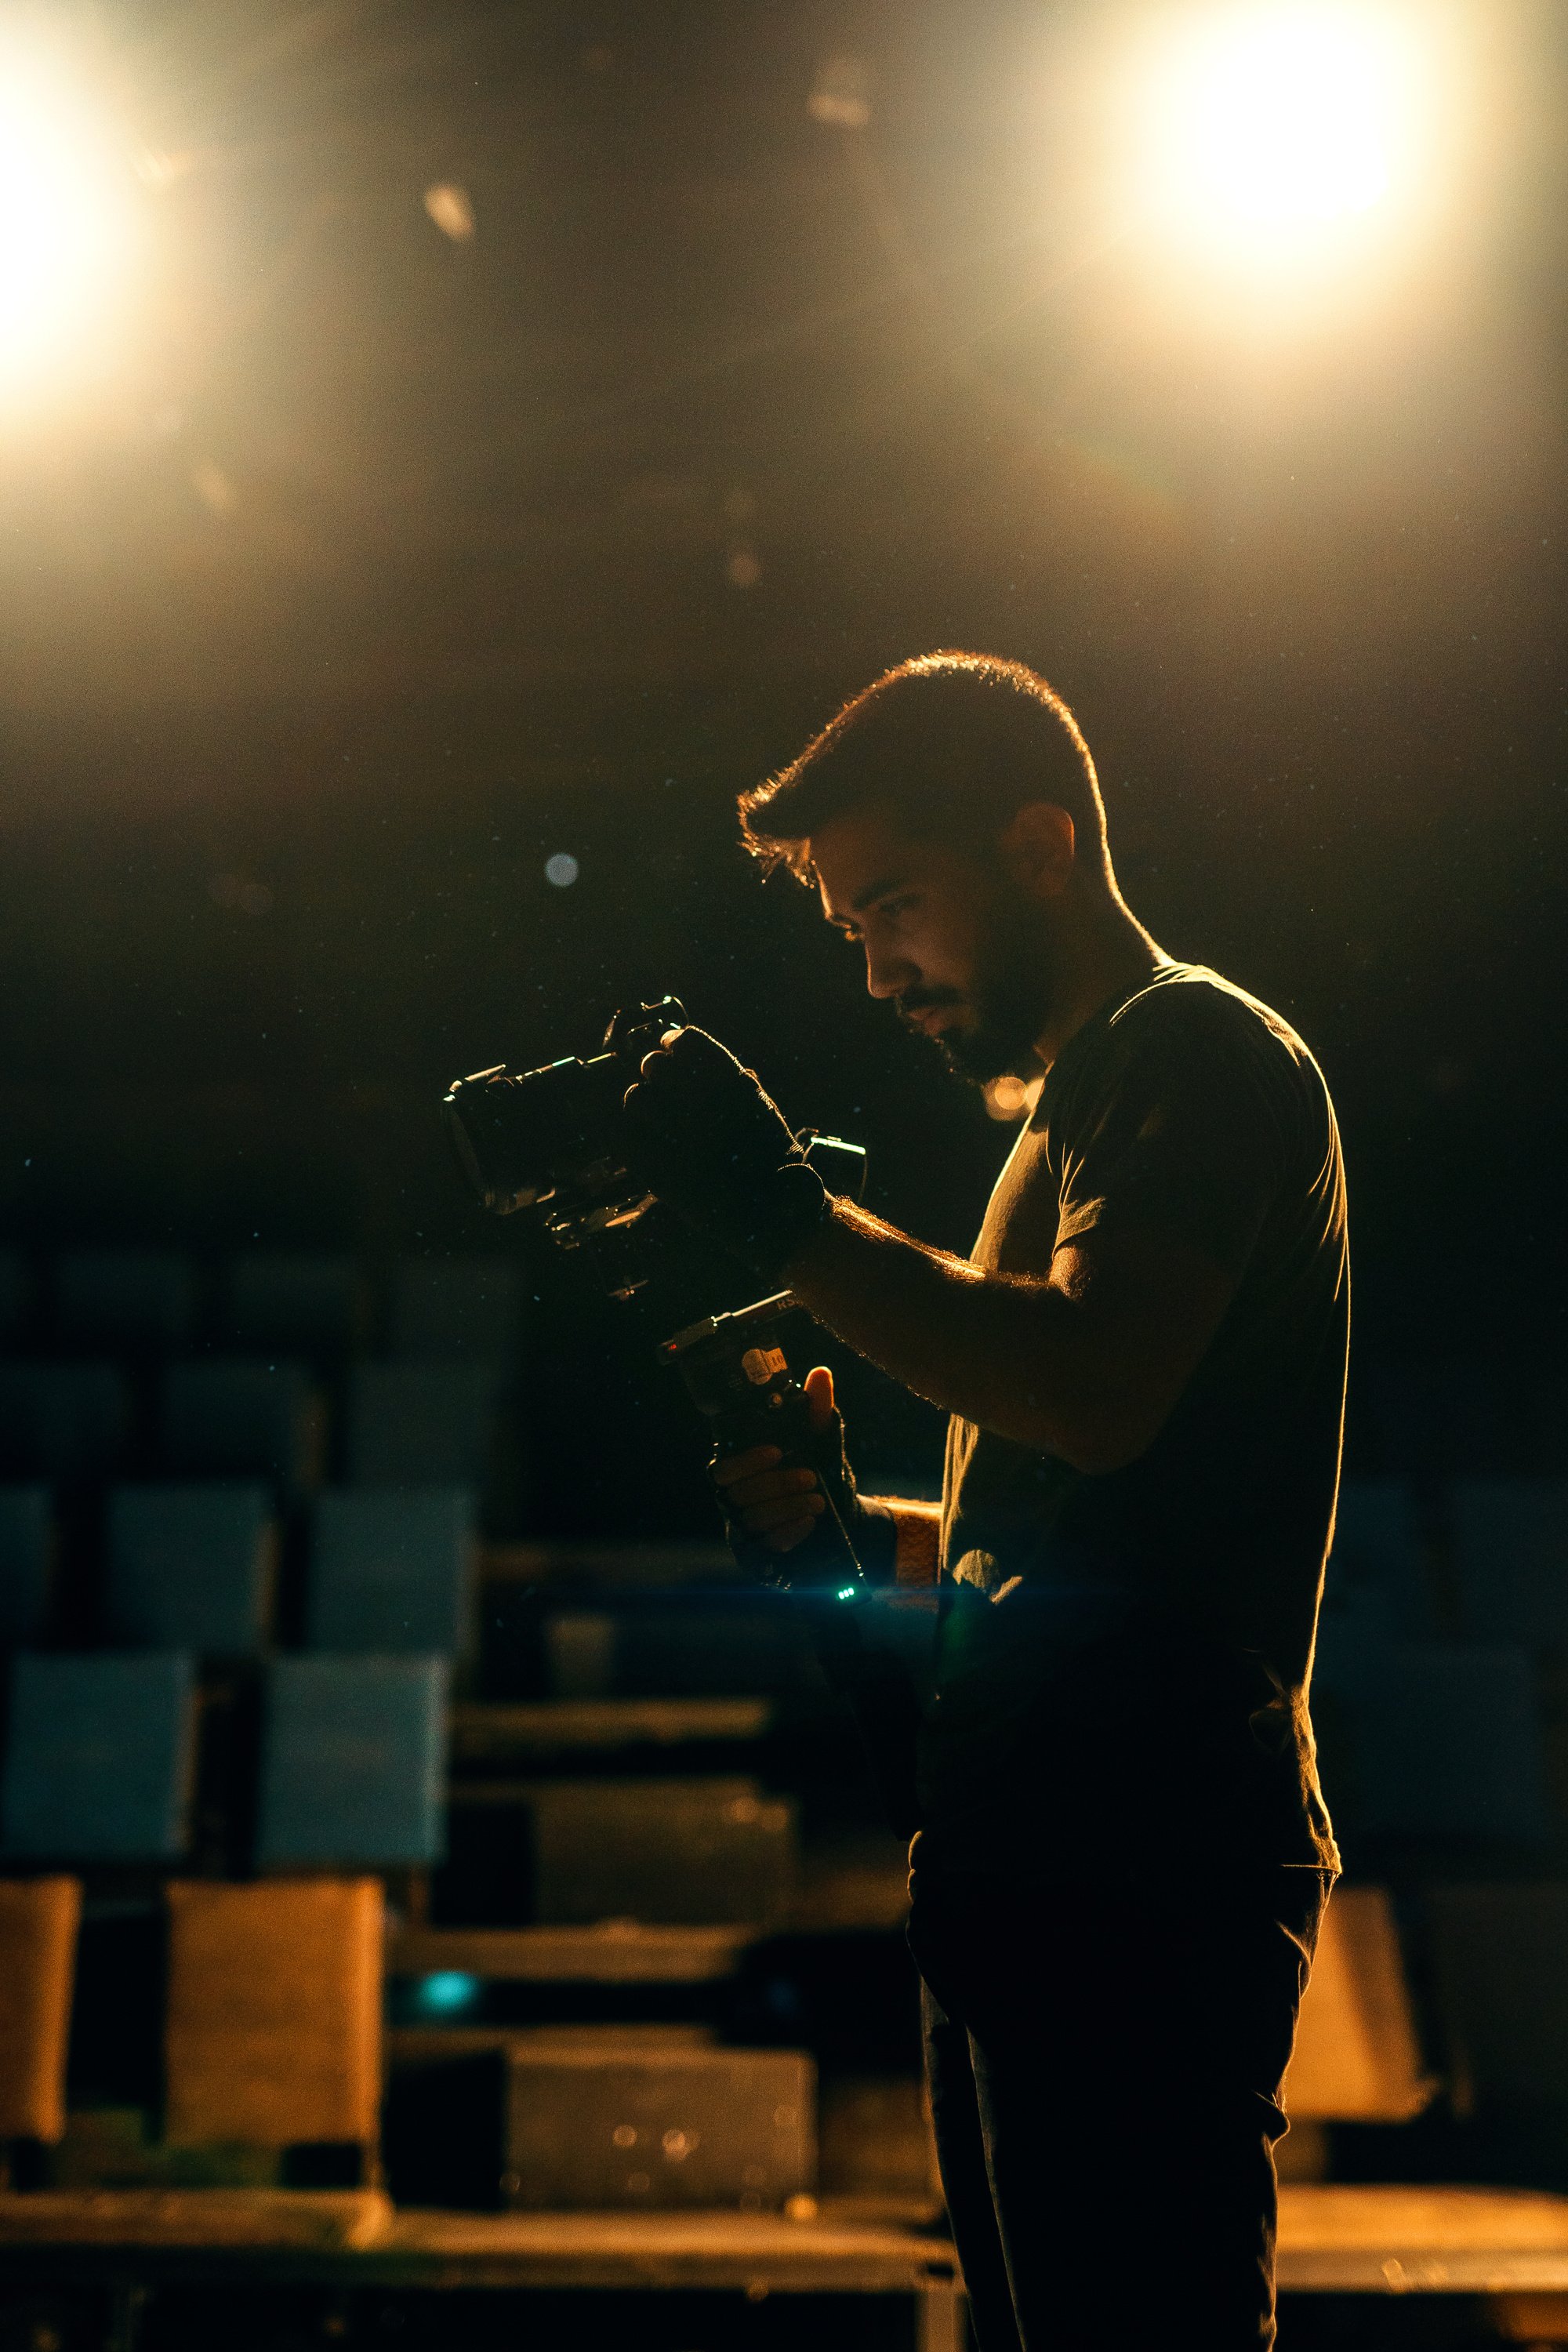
xmin=0 ymin=53 xmax=136 ymax=402
xmin=1138 ymin=5 xmax=1421 ymax=267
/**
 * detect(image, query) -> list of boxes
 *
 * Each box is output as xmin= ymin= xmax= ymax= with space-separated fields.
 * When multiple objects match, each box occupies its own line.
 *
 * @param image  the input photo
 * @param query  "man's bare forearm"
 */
xmin=782 ymin=1196 xmax=1105 ymax=1468
xmin=786 ymin=1191 xmax=1239 ymax=1475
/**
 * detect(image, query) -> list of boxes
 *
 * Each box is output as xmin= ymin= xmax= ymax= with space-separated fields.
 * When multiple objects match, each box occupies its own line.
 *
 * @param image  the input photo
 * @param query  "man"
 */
xmin=622 ymin=651 xmax=1346 ymax=2350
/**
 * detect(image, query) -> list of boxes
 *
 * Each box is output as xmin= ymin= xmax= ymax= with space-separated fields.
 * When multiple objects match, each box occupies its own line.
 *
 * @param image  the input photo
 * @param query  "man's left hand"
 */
xmin=620 ymin=1024 xmax=829 ymax=1279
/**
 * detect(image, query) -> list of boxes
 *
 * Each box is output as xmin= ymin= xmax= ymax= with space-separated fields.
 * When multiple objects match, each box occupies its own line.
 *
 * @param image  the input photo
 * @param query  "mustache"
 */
xmin=897 ymin=987 xmax=963 ymax=1019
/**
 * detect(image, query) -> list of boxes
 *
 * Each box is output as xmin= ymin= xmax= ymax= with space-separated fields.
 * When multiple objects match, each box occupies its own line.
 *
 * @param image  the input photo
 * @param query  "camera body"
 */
xmin=442 ymin=998 xmax=680 ymax=1294
xmin=442 ymin=1002 xmax=869 ymax=1593
xmin=444 ymin=996 xmax=866 ymax=1299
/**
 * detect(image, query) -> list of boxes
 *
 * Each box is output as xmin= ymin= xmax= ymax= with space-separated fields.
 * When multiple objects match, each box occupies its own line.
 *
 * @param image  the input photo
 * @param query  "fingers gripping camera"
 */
xmin=619 ymin=1024 xmax=833 ymax=1282
xmin=443 ymin=1001 xmax=865 ymax=1290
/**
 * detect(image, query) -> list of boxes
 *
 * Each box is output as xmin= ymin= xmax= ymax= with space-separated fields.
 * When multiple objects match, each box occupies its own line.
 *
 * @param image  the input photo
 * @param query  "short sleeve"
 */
xmin=1053 ymin=989 xmax=1296 ymax=1276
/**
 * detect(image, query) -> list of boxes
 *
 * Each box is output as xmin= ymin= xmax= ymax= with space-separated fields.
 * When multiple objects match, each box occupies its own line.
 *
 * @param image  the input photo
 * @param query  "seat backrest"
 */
xmin=1451 ymin=1477 xmax=1568 ymax=1650
xmin=164 ymin=1878 xmax=383 ymax=2147
xmin=1363 ymin=1356 xmax=1527 ymax=1478
xmin=343 ymin=1363 xmax=495 ymax=1487
xmin=1 ymin=1653 xmax=197 ymax=1861
xmin=1353 ymin=1642 xmax=1551 ymax=1846
xmin=161 ymin=1359 xmax=324 ymax=1491
xmin=256 ymin=1656 xmax=448 ymax=1867
xmin=522 ymin=1777 xmax=798 ymax=1926
xmin=1311 ymin=1580 xmax=1398 ymax=1704
xmin=307 ymin=1486 xmax=476 ymax=1655
xmin=608 ymin=1595 xmax=818 ymax=1698
xmin=1315 ymin=1478 xmax=1435 ymax=1694
xmin=0 ymin=1254 xmax=31 ymax=1350
xmin=105 ymin=1483 xmax=277 ymax=1653
xmin=390 ymin=1258 xmax=519 ymax=1363
xmin=227 ymin=1254 xmax=369 ymax=1359
xmin=1283 ymin=1886 xmax=1433 ymax=2121
xmin=0 ymin=1877 xmax=81 ymax=2140
xmin=0 ymin=1364 xmax=129 ymax=1483
xmin=498 ymin=2038 xmax=814 ymax=2212
xmin=55 ymin=1250 xmax=197 ymax=1355
xmin=1330 ymin=1478 xmax=1432 ymax=1624
xmin=1429 ymin=1883 xmax=1568 ymax=2105
xmin=0 ymin=1486 xmax=53 ymax=1644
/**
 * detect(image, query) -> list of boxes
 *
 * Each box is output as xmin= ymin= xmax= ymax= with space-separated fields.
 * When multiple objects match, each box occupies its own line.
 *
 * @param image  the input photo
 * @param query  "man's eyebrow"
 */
xmin=850 ymin=874 xmax=906 ymax=913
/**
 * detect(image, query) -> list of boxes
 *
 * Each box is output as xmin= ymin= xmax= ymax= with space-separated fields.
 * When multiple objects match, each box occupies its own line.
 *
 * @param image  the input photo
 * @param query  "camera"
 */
xmin=441 ymin=998 xmax=680 ymax=1289
xmin=443 ymin=1004 xmax=921 ymax=1828
xmin=444 ymin=996 xmax=866 ymax=1301
xmin=441 ymin=1001 xmax=870 ymax=1591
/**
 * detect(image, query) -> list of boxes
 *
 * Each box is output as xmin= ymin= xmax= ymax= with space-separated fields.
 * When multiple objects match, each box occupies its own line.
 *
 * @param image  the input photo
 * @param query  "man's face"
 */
xmin=810 ymin=805 xmax=1058 ymax=1083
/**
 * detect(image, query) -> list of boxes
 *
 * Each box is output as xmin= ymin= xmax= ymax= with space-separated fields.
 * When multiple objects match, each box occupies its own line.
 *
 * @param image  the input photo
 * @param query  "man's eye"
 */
xmin=882 ymin=895 xmax=917 ymax=920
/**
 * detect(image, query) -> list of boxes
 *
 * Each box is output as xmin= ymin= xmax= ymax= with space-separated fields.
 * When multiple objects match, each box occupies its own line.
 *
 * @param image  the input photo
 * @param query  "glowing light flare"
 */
xmin=424 ymin=183 xmax=475 ymax=242
xmin=412 ymin=1971 xmax=480 ymax=2017
xmin=0 ymin=57 xmax=138 ymax=397
xmin=1138 ymin=6 xmax=1423 ymax=266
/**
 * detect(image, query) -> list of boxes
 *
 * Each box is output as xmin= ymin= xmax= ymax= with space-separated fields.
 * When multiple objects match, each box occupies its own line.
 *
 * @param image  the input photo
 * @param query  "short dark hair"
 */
xmin=739 ymin=652 xmax=1109 ymax=884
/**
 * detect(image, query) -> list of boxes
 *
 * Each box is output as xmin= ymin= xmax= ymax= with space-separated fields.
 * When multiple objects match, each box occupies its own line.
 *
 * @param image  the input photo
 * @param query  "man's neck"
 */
xmin=1031 ymin=902 xmax=1167 ymax=1075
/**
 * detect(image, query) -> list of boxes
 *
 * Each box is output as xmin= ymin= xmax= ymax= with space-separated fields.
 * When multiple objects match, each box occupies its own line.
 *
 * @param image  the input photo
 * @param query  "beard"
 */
xmin=902 ymin=891 xmax=1056 ymax=1086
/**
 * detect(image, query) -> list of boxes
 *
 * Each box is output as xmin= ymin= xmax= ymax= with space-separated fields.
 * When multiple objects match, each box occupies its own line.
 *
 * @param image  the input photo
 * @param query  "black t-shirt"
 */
xmin=916 ymin=962 xmax=1347 ymax=1877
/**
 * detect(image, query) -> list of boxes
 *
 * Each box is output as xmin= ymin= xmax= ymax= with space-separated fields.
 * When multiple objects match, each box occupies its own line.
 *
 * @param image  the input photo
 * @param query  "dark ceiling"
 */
xmin=0 ymin=1 xmax=1563 ymax=1436
xmin=2 ymin=0 xmax=1561 ymax=717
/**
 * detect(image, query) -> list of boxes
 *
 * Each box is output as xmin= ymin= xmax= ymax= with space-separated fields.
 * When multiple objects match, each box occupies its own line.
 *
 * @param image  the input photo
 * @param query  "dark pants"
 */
xmin=908 ymin=1863 xmax=1334 ymax=2352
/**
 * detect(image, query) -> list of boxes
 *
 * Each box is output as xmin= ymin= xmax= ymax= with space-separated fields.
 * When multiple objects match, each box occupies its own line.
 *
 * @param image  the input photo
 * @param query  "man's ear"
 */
xmin=999 ymin=801 xmax=1076 ymax=900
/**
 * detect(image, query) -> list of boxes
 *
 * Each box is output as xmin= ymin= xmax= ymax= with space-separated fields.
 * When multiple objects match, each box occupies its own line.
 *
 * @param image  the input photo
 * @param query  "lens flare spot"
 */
xmin=1138 ymin=5 xmax=1421 ymax=267
xmin=0 ymin=51 xmax=138 ymax=398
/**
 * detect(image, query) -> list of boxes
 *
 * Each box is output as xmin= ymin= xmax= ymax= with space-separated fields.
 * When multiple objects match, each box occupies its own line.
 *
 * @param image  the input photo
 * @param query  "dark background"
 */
xmin=1 ymin=0 xmax=1563 ymax=1529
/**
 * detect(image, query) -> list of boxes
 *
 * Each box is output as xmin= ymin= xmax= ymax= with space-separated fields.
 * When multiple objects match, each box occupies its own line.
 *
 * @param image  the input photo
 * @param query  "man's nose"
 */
xmin=864 ymin=938 xmax=915 ymax=1001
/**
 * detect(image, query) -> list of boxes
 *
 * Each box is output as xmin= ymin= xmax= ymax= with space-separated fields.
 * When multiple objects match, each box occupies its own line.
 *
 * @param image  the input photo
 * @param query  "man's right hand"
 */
xmin=712 ymin=1364 xmax=838 ymax=1555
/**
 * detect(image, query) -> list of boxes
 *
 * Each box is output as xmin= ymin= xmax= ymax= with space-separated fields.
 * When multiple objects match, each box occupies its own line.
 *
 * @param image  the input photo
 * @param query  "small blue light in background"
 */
xmin=836 ymin=1586 xmax=857 ymax=1602
xmin=544 ymin=852 xmax=579 ymax=888
xmin=413 ymin=1970 xmax=481 ymax=2018
xmin=763 ymin=1974 xmax=803 ymax=2022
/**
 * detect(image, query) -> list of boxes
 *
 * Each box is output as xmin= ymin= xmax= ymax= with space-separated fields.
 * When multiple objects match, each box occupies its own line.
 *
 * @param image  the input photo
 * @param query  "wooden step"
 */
xmin=1277 ymin=2183 xmax=1568 ymax=2292
xmin=0 ymin=2189 xmax=391 ymax=2249
xmin=450 ymin=1699 xmax=772 ymax=1762
xmin=387 ymin=1922 xmax=755 ymax=1983
xmin=11 ymin=2187 xmax=1568 ymax=2300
